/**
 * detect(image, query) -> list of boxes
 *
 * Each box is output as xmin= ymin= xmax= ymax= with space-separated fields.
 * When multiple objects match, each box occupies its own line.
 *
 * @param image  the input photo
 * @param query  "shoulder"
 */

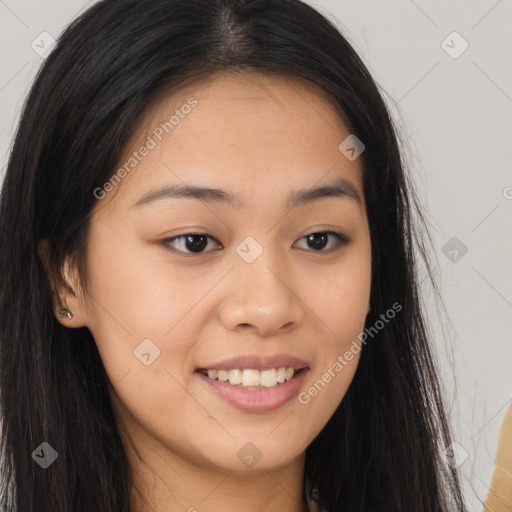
xmin=483 ymin=401 xmax=512 ymax=511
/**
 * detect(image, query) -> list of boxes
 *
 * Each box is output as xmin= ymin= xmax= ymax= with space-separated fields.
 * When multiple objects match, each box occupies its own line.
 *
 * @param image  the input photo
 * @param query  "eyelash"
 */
xmin=162 ymin=230 xmax=351 ymax=256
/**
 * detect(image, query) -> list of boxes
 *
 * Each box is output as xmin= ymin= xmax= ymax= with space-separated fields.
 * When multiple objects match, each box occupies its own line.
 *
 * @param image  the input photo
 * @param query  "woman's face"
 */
xmin=64 ymin=72 xmax=371 ymax=474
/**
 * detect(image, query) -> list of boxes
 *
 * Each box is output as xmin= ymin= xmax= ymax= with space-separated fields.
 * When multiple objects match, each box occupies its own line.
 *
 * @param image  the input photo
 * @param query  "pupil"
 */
xmin=186 ymin=235 xmax=207 ymax=252
xmin=307 ymin=233 xmax=327 ymax=250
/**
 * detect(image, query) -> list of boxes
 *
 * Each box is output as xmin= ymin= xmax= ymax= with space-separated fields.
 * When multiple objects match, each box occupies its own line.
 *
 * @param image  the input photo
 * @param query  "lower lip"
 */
xmin=195 ymin=369 xmax=309 ymax=413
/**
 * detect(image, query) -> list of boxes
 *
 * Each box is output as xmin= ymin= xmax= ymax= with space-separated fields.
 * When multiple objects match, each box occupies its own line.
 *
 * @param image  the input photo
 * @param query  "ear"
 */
xmin=37 ymin=239 xmax=89 ymax=328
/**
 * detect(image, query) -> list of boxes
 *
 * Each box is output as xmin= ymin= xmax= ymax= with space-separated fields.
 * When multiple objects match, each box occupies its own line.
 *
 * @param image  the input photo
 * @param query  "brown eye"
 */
xmin=294 ymin=231 xmax=351 ymax=252
xmin=163 ymin=233 xmax=221 ymax=254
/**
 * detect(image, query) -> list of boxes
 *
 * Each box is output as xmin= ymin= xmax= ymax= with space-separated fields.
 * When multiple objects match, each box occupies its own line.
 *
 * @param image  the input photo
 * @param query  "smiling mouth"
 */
xmin=196 ymin=367 xmax=305 ymax=389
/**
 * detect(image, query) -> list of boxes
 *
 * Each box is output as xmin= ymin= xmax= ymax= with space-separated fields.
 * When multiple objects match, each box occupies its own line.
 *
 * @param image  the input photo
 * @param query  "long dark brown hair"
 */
xmin=0 ymin=0 xmax=466 ymax=510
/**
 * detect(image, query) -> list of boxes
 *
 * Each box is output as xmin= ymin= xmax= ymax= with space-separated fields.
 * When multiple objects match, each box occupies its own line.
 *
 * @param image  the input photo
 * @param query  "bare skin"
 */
xmin=44 ymin=71 xmax=372 ymax=512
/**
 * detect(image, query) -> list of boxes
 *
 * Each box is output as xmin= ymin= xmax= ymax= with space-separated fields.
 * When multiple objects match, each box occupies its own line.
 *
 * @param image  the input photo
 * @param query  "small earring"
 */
xmin=59 ymin=308 xmax=73 ymax=319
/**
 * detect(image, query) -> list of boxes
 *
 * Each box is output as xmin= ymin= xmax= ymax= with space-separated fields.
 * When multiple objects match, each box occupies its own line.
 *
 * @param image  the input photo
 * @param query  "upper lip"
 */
xmin=196 ymin=354 xmax=309 ymax=371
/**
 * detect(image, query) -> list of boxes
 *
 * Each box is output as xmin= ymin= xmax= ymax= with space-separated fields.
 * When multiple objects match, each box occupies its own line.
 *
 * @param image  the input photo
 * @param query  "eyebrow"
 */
xmin=133 ymin=177 xmax=363 ymax=210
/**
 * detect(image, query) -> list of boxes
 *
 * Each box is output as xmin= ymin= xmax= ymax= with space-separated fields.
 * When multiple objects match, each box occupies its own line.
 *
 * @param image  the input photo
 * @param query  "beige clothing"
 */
xmin=484 ymin=402 xmax=512 ymax=512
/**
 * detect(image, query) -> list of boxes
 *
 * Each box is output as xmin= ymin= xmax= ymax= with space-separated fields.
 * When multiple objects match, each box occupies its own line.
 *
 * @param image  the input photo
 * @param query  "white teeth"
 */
xmin=276 ymin=367 xmax=287 ymax=383
xmin=242 ymin=369 xmax=260 ymax=387
xmin=228 ymin=369 xmax=242 ymax=385
xmin=201 ymin=366 xmax=299 ymax=388
xmin=260 ymin=369 xmax=277 ymax=387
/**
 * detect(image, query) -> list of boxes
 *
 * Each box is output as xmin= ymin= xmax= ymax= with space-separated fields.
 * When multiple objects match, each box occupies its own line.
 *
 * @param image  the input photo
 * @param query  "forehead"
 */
xmin=95 ymin=71 xmax=365 ymax=214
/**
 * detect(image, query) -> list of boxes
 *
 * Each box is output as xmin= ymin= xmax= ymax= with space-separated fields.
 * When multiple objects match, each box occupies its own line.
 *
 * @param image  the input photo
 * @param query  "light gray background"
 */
xmin=1 ymin=1 xmax=511 ymax=510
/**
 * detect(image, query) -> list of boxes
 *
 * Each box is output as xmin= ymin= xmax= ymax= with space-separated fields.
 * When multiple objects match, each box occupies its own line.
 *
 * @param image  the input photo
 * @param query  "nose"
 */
xmin=218 ymin=250 xmax=305 ymax=338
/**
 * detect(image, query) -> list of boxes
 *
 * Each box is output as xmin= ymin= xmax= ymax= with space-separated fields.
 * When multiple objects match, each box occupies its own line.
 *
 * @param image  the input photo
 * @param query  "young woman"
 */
xmin=0 ymin=0 xmax=467 ymax=510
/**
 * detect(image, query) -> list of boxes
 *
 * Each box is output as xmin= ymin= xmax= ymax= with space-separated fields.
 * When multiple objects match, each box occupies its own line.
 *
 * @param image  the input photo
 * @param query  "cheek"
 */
xmin=296 ymin=298 xmax=365 ymax=440
xmin=292 ymin=315 xmax=363 ymax=449
xmin=85 ymin=225 xmax=210 ymax=339
xmin=298 ymin=250 xmax=370 ymax=415
xmin=304 ymin=248 xmax=371 ymax=333
xmin=82 ymin=227 xmax=197 ymax=390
